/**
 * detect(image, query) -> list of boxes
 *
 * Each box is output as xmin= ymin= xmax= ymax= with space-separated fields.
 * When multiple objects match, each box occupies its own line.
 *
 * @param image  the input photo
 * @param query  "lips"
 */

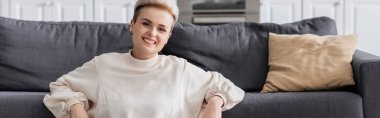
xmin=142 ymin=37 xmax=157 ymax=46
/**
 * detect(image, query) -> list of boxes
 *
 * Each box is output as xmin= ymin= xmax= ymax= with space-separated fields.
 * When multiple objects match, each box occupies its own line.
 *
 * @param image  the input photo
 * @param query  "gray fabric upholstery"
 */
xmin=0 ymin=91 xmax=363 ymax=118
xmin=352 ymin=50 xmax=380 ymax=118
xmin=163 ymin=16 xmax=337 ymax=91
xmin=0 ymin=92 xmax=54 ymax=118
xmin=0 ymin=17 xmax=133 ymax=91
xmin=223 ymin=92 xmax=363 ymax=118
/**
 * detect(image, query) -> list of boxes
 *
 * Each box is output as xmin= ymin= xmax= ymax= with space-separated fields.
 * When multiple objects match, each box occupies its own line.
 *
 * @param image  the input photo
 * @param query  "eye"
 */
xmin=142 ymin=22 xmax=149 ymax=26
xmin=159 ymin=28 xmax=167 ymax=32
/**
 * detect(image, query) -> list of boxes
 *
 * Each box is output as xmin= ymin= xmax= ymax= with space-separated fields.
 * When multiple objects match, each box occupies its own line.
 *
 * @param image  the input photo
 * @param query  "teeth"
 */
xmin=143 ymin=38 xmax=156 ymax=44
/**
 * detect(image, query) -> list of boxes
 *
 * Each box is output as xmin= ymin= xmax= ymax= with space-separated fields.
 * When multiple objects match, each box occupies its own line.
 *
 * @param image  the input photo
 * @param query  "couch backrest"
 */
xmin=163 ymin=16 xmax=337 ymax=91
xmin=0 ymin=17 xmax=133 ymax=91
xmin=0 ymin=16 xmax=337 ymax=92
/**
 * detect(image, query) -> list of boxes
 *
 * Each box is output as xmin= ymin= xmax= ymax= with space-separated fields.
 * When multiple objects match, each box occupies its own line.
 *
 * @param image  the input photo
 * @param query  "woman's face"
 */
xmin=130 ymin=7 xmax=174 ymax=59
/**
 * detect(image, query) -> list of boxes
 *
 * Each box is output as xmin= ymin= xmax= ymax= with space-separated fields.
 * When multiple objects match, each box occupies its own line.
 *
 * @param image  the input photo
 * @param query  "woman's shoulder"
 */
xmin=93 ymin=52 xmax=127 ymax=62
xmin=161 ymin=55 xmax=207 ymax=72
xmin=97 ymin=52 xmax=125 ymax=58
xmin=159 ymin=54 xmax=188 ymax=65
xmin=158 ymin=55 xmax=205 ymax=71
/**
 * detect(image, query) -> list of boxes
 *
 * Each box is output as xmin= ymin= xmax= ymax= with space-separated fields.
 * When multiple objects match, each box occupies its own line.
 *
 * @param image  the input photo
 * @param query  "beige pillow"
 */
xmin=261 ymin=33 xmax=358 ymax=93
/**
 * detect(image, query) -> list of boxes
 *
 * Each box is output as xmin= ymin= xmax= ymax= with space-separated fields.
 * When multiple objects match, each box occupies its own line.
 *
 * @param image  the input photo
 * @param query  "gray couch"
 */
xmin=0 ymin=16 xmax=379 ymax=118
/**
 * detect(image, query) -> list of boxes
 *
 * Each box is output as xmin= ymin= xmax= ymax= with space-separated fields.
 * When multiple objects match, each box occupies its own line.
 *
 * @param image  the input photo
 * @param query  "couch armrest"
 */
xmin=352 ymin=50 xmax=380 ymax=118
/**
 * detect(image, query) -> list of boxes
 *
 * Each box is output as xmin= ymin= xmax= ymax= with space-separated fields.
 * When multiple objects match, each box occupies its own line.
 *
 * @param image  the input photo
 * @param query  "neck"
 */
xmin=131 ymin=49 xmax=157 ymax=60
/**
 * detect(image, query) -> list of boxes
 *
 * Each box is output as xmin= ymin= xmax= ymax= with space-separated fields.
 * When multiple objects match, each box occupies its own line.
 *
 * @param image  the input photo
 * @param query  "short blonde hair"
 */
xmin=132 ymin=0 xmax=179 ymax=23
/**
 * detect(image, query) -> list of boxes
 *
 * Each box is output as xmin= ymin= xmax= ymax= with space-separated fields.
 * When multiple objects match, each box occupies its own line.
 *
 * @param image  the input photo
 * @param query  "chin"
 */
xmin=142 ymin=48 xmax=158 ymax=54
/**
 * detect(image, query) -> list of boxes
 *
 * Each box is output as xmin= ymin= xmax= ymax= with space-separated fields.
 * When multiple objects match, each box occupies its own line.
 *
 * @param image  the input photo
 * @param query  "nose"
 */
xmin=148 ymin=28 xmax=158 ymax=37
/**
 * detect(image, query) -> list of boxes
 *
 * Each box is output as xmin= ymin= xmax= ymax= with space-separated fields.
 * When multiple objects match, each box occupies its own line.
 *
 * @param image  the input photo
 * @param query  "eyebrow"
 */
xmin=141 ymin=18 xmax=168 ymax=29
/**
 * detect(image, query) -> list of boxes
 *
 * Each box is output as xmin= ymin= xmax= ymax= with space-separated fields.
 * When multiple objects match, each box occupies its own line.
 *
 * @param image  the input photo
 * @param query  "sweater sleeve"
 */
xmin=43 ymin=58 xmax=98 ymax=118
xmin=186 ymin=62 xmax=245 ymax=111
xmin=203 ymin=71 xmax=245 ymax=111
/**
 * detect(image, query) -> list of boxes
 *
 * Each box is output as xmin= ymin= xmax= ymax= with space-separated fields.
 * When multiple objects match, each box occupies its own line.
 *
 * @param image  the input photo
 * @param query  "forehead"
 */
xmin=138 ymin=7 xmax=175 ymax=27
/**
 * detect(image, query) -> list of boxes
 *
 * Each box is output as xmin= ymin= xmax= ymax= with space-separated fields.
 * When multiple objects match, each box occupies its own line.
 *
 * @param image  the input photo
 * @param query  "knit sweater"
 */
xmin=43 ymin=52 xmax=245 ymax=118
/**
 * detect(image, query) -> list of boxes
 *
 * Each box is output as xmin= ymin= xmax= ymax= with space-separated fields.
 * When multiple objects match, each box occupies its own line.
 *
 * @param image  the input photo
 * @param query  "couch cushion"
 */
xmin=0 ymin=17 xmax=133 ymax=91
xmin=262 ymin=33 xmax=357 ymax=93
xmin=0 ymin=91 xmax=54 ymax=118
xmin=223 ymin=92 xmax=363 ymax=118
xmin=162 ymin=16 xmax=338 ymax=91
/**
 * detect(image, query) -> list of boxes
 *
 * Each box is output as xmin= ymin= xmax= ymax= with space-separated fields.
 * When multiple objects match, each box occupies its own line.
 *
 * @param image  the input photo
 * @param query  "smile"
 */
xmin=143 ymin=37 xmax=157 ymax=45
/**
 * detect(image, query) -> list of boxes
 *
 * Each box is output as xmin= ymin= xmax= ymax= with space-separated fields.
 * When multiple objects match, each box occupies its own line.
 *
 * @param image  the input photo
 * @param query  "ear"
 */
xmin=129 ymin=20 xmax=135 ymax=32
xmin=165 ymin=33 xmax=172 ymax=44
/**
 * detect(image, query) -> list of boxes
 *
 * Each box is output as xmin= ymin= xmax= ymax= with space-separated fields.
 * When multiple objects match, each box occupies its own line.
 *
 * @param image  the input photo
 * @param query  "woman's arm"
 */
xmin=70 ymin=104 xmax=89 ymax=118
xmin=183 ymin=60 xmax=244 ymax=117
xmin=43 ymin=59 xmax=98 ymax=118
xmin=202 ymin=96 xmax=224 ymax=118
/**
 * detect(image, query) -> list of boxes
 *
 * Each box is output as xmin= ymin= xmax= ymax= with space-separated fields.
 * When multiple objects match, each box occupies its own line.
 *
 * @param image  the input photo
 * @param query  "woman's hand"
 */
xmin=70 ymin=103 xmax=89 ymax=118
xmin=202 ymin=96 xmax=224 ymax=118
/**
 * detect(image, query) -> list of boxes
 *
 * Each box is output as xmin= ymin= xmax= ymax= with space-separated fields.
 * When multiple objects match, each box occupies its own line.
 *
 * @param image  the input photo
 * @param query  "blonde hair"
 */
xmin=132 ymin=0 xmax=179 ymax=23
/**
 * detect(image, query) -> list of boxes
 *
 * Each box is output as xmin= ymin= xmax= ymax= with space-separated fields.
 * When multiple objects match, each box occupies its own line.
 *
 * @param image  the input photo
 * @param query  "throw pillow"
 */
xmin=261 ymin=33 xmax=358 ymax=93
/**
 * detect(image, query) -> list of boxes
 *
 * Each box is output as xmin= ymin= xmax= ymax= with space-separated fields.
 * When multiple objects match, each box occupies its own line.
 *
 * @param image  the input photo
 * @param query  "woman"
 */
xmin=43 ymin=0 xmax=244 ymax=118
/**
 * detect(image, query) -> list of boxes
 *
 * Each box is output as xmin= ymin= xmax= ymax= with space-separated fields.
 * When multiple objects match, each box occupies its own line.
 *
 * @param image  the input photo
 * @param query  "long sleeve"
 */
xmin=43 ymin=58 xmax=99 ymax=118
xmin=185 ymin=61 xmax=245 ymax=111
xmin=203 ymin=71 xmax=245 ymax=111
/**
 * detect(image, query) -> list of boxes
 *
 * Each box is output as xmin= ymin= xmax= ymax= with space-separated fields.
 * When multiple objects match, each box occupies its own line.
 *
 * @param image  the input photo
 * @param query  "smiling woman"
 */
xmin=42 ymin=0 xmax=245 ymax=118
xmin=129 ymin=7 xmax=174 ymax=60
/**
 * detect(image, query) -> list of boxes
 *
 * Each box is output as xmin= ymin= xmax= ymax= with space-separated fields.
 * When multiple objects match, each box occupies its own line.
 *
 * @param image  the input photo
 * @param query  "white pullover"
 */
xmin=43 ymin=52 xmax=245 ymax=118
